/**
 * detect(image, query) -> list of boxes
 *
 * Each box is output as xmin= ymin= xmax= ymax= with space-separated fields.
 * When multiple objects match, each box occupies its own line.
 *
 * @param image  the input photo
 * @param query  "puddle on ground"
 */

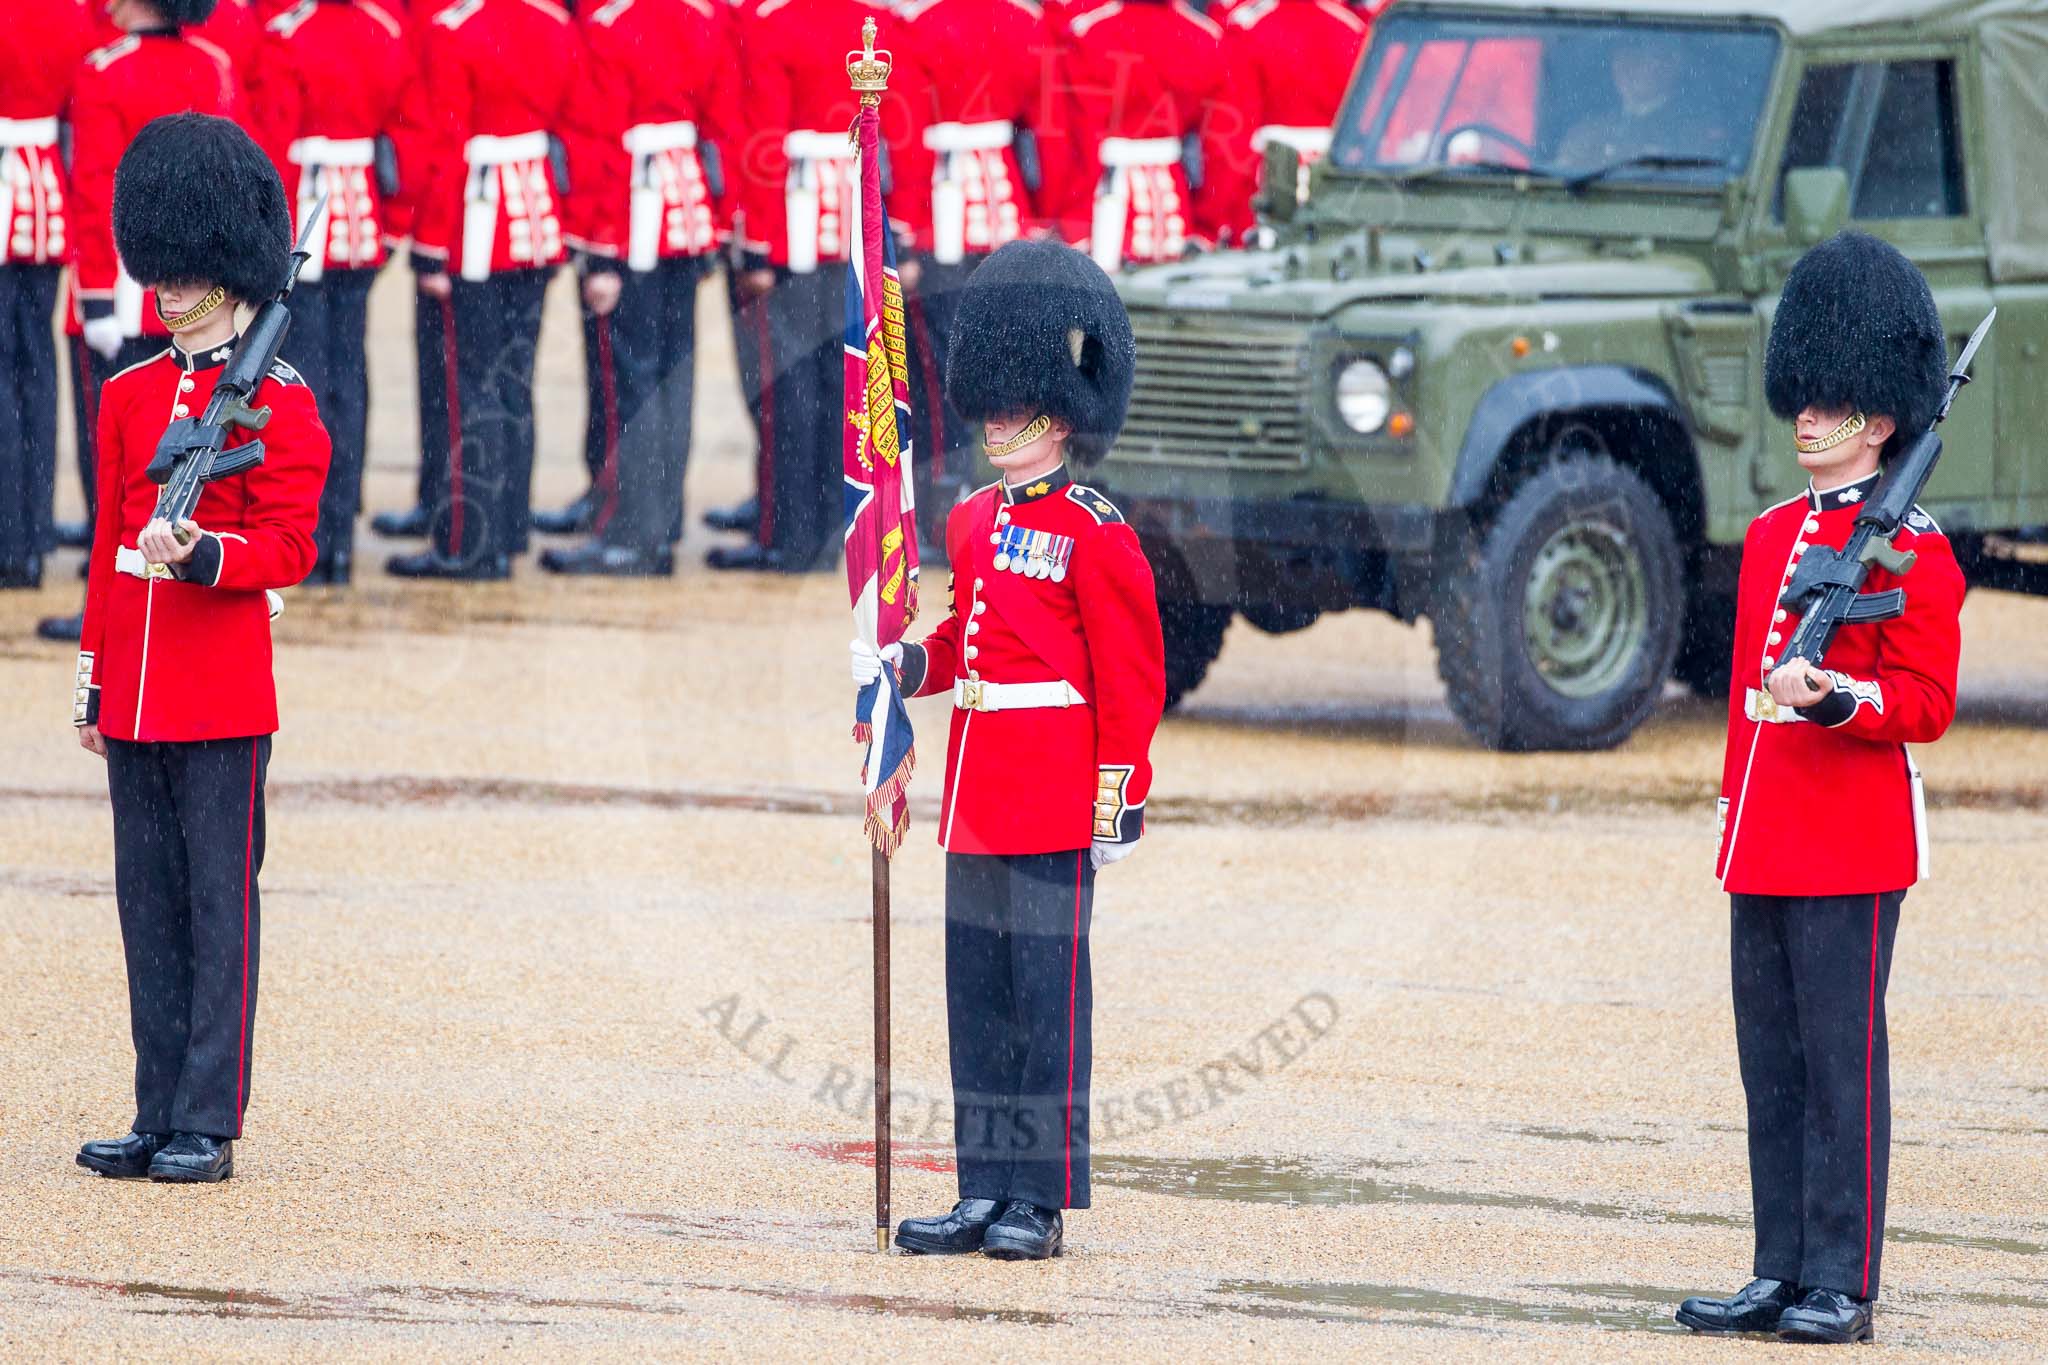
xmin=790 ymin=1138 xmax=957 ymax=1174
xmin=1890 ymin=1228 xmax=2048 ymax=1257
xmin=678 ymin=1281 xmax=1066 ymax=1326
xmin=1216 ymin=1279 xmax=1689 ymax=1334
xmin=1508 ymin=1126 xmax=1668 ymax=1147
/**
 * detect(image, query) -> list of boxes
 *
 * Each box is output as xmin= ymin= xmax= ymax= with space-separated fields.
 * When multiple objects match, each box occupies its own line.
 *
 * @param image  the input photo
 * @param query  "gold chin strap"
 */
xmin=984 ymin=413 xmax=1053 ymax=459
xmin=1796 ymin=410 xmax=1867 ymax=454
xmin=156 ymin=285 xmax=228 ymax=332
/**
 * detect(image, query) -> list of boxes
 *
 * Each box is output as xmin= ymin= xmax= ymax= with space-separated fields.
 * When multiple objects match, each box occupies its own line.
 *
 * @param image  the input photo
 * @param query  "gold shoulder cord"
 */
xmin=984 ymin=413 xmax=1052 ymax=458
xmin=156 ymin=285 xmax=228 ymax=332
xmin=1795 ymin=410 xmax=1867 ymax=454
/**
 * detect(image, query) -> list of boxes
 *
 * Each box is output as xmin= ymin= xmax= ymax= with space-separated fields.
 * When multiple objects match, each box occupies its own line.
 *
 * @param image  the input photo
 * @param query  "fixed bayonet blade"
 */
xmin=1951 ymin=307 xmax=1996 ymax=382
xmin=294 ymin=190 xmax=331 ymax=256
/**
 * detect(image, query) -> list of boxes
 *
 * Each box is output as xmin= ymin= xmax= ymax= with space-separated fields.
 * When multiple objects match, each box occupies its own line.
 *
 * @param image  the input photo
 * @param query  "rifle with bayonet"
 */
xmin=1779 ymin=308 xmax=1995 ymax=675
xmin=144 ymin=194 xmax=328 ymax=541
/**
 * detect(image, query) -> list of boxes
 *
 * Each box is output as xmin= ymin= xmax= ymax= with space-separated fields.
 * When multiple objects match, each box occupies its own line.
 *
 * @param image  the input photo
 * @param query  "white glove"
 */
xmin=83 ymin=315 xmax=125 ymax=362
xmin=850 ymin=637 xmax=903 ymax=686
xmin=1090 ymin=839 xmax=1137 ymax=871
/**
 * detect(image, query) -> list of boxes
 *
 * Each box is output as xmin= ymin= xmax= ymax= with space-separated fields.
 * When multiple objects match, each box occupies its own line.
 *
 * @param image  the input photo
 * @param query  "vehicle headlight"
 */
xmin=1334 ymin=358 xmax=1392 ymax=433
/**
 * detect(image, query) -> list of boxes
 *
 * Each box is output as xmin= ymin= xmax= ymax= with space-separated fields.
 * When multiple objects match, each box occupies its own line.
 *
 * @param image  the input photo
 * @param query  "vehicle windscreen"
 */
xmin=1330 ymin=12 xmax=1781 ymax=188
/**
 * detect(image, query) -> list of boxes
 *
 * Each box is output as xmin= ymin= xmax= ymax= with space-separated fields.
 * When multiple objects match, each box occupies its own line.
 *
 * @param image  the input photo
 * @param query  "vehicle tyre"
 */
xmin=1674 ymin=590 xmax=1737 ymax=699
xmin=1430 ymin=454 xmax=1685 ymax=751
xmin=1160 ymin=598 xmax=1232 ymax=711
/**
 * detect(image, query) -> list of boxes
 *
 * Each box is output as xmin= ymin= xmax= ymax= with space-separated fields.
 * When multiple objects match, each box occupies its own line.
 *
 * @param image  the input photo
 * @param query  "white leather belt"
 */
xmin=1098 ymin=136 xmax=1181 ymax=169
xmin=785 ymin=129 xmax=855 ymax=162
xmin=624 ymin=120 xmax=697 ymax=156
xmin=115 ymin=546 xmax=173 ymax=580
xmin=465 ymin=130 xmax=548 ymax=165
xmin=1744 ymin=688 xmax=1805 ymax=725
xmin=288 ymin=135 xmax=375 ymax=167
xmin=924 ymin=120 xmax=1013 ymax=154
xmin=953 ymin=678 xmax=1086 ymax=712
xmin=1250 ymin=125 xmax=1332 ymax=156
xmin=0 ymin=115 xmax=59 ymax=146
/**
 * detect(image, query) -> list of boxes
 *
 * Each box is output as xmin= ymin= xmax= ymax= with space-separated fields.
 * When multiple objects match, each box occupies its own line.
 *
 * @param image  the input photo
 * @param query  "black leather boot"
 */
xmin=36 ymin=612 xmax=83 ymax=642
xmin=77 ymin=1131 xmax=173 ymax=1179
xmin=538 ymin=541 xmax=674 ymax=577
xmin=147 ymin=1133 xmax=234 ymax=1183
xmin=894 ymin=1198 xmax=1005 ymax=1255
xmin=705 ymin=543 xmax=792 ymax=572
xmin=1776 ymin=1288 xmax=1875 ymax=1344
xmin=531 ymin=489 xmax=599 ymax=535
xmin=385 ymin=549 xmax=511 ymax=581
xmin=370 ymin=505 xmax=430 ymax=538
xmin=981 ymin=1201 xmax=1062 ymax=1260
xmin=701 ymin=496 xmax=758 ymax=533
xmin=1676 ymin=1277 xmax=1802 ymax=1333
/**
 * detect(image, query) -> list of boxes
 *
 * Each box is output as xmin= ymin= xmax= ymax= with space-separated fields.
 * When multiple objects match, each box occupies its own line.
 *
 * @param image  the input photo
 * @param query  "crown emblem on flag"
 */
xmin=847 ymin=18 xmax=892 ymax=97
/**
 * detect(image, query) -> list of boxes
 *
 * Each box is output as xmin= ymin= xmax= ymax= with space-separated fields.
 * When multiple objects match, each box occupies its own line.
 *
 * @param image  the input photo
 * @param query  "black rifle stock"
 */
xmin=144 ymin=194 xmax=328 ymax=542
xmin=1778 ymin=309 xmax=1995 ymax=674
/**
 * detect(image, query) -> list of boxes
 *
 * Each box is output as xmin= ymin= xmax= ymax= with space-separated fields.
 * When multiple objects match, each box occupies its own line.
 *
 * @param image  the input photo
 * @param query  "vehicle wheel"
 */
xmin=1674 ymin=590 xmax=1737 ymax=699
xmin=1160 ymin=599 xmax=1232 ymax=711
xmin=1430 ymin=454 xmax=1684 ymax=751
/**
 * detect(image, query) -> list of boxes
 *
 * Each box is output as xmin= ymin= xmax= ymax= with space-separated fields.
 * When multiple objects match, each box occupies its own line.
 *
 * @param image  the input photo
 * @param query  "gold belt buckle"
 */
xmin=146 ymin=560 xmax=173 ymax=580
xmin=1750 ymin=688 xmax=1780 ymax=723
xmin=959 ymin=679 xmax=985 ymax=712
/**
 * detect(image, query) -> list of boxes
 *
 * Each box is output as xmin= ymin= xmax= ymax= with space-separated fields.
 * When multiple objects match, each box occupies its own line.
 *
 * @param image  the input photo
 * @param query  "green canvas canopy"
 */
xmin=1402 ymin=0 xmax=2048 ymax=278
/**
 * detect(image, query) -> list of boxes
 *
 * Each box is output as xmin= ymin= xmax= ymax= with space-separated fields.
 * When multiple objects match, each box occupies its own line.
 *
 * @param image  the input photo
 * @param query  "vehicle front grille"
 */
xmin=1114 ymin=312 xmax=1313 ymax=470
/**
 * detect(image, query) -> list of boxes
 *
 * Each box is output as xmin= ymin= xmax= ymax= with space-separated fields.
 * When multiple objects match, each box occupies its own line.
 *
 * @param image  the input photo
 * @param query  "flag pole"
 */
xmin=872 ymin=844 xmax=891 ymax=1252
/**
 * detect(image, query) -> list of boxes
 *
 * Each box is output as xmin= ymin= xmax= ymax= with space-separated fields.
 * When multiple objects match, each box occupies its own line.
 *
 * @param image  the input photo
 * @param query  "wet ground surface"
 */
xmin=3 ymin=272 xmax=2047 ymax=1359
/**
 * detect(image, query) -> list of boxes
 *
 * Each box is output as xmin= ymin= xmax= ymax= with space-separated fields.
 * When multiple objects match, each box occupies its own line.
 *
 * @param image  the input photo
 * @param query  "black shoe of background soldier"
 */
xmin=894 ymin=1198 xmax=1005 ymax=1255
xmin=370 ymin=505 xmax=430 ymax=539
xmin=384 ymin=549 xmax=511 ymax=581
xmin=538 ymin=541 xmax=674 ymax=577
xmin=1776 ymin=1288 xmax=1875 ymax=1344
xmin=0 ymin=554 xmax=42 ymax=589
xmin=147 ymin=1133 xmax=233 ymax=1183
xmin=53 ymin=519 xmax=90 ymax=549
xmin=531 ymin=489 xmax=599 ymax=536
xmin=36 ymin=612 xmax=83 ymax=642
xmin=1676 ymin=1278 xmax=1802 ymax=1334
xmin=705 ymin=543 xmax=792 ymax=572
xmin=980 ymin=1201 xmax=1062 ymax=1260
xmin=76 ymin=1131 xmax=173 ymax=1179
xmin=701 ymin=496 xmax=758 ymax=534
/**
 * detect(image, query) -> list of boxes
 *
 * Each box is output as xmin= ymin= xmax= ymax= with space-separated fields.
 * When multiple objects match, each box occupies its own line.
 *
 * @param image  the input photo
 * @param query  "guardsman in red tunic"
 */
xmin=36 ymin=0 xmax=237 ymax=642
xmin=244 ymin=0 xmax=407 ymax=585
xmin=1679 ymin=233 xmax=1963 ymax=1346
xmin=534 ymin=0 xmax=737 ymax=575
xmin=1200 ymin=0 xmax=1373 ymax=247
xmin=1042 ymin=0 xmax=1224 ymax=271
xmin=71 ymin=115 xmax=329 ymax=1184
xmin=385 ymin=0 xmax=578 ymax=579
xmin=853 ymin=242 xmax=1164 ymax=1260
xmin=710 ymin=0 xmax=925 ymax=572
xmin=0 ymin=0 xmax=96 ymax=589
xmin=895 ymin=0 xmax=1055 ymax=539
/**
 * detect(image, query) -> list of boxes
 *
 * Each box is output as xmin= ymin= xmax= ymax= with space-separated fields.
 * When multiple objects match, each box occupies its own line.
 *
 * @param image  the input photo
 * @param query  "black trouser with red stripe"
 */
xmin=1731 ymin=890 xmax=1903 ymax=1299
xmin=429 ymin=269 xmax=549 ymax=567
xmin=106 ymin=735 xmax=270 ymax=1140
xmin=583 ymin=258 xmax=703 ymax=550
xmin=0 ymin=265 xmax=60 ymax=570
xmin=284 ymin=268 xmax=376 ymax=566
xmin=757 ymin=265 xmax=846 ymax=569
xmin=945 ymin=849 xmax=1096 ymax=1210
xmin=904 ymin=256 xmax=984 ymax=547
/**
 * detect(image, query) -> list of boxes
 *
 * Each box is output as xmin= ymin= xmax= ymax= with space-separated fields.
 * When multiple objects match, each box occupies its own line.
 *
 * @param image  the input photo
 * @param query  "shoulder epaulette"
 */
xmin=1066 ymin=483 xmax=1125 ymax=524
xmin=432 ymin=0 xmax=485 ymax=30
xmin=85 ymin=34 xmax=139 ymax=70
xmin=1905 ymin=505 xmax=1942 ymax=535
xmin=1068 ymin=1 xmax=1123 ymax=38
xmin=265 ymin=0 xmax=317 ymax=37
xmin=267 ymin=358 xmax=305 ymax=386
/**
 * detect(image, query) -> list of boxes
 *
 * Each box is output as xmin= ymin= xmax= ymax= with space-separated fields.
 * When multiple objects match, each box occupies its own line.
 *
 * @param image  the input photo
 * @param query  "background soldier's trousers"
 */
xmin=1731 ymin=890 xmax=1903 ymax=1299
xmin=0 ymin=264 xmax=60 ymax=571
xmin=429 ymin=270 xmax=548 ymax=566
xmin=106 ymin=735 xmax=270 ymax=1140
xmin=287 ymin=268 xmax=377 ymax=566
xmin=581 ymin=258 xmax=702 ymax=551
xmin=945 ymin=849 xmax=1096 ymax=1210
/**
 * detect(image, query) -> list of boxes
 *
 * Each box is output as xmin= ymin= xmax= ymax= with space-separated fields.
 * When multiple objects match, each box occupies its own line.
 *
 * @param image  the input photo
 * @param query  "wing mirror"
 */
xmin=1784 ymin=167 xmax=1850 ymax=245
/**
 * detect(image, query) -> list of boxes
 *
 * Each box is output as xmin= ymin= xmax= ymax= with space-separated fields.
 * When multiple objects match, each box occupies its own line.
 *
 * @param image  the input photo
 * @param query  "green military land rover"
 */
xmin=1106 ymin=0 xmax=2048 ymax=749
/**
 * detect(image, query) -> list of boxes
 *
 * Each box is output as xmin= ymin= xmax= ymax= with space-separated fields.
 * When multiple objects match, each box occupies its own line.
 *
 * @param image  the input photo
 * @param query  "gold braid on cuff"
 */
xmin=156 ymin=285 xmax=228 ymax=332
xmin=1795 ymin=410 xmax=1867 ymax=454
xmin=984 ymin=413 xmax=1052 ymax=458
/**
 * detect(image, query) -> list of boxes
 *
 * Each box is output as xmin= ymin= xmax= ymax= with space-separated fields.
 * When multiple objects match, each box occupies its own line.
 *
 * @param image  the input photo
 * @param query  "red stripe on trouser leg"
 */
xmin=235 ymin=738 xmax=257 ymax=1136
xmin=1063 ymin=849 xmax=1083 ymax=1207
xmin=593 ymin=314 xmax=621 ymax=531
xmin=752 ymin=298 xmax=776 ymax=546
xmin=1863 ymin=893 xmax=1879 ymax=1296
xmin=441 ymin=293 xmax=464 ymax=556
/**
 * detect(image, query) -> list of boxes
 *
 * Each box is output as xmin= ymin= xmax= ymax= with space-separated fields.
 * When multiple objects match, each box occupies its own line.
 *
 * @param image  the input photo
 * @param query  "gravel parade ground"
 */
xmin=2 ymin=274 xmax=2045 ymax=1360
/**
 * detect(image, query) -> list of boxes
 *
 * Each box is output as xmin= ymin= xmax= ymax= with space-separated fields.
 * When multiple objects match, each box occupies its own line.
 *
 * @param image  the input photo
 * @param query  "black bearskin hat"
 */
xmin=943 ymin=240 xmax=1136 ymax=467
xmin=161 ymin=0 xmax=220 ymax=25
xmin=114 ymin=113 xmax=292 ymax=303
xmin=1764 ymin=230 xmax=1947 ymax=441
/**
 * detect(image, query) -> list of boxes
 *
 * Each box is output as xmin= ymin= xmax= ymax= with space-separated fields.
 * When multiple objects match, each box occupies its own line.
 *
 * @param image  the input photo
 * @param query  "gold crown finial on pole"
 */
xmin=847 ymin=18 xmax=892 ymax=104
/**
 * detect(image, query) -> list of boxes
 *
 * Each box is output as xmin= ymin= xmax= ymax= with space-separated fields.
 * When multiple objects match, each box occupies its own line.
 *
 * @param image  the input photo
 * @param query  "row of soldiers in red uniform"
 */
xmin=1 ymin=0 xmax=1385 ymax=600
